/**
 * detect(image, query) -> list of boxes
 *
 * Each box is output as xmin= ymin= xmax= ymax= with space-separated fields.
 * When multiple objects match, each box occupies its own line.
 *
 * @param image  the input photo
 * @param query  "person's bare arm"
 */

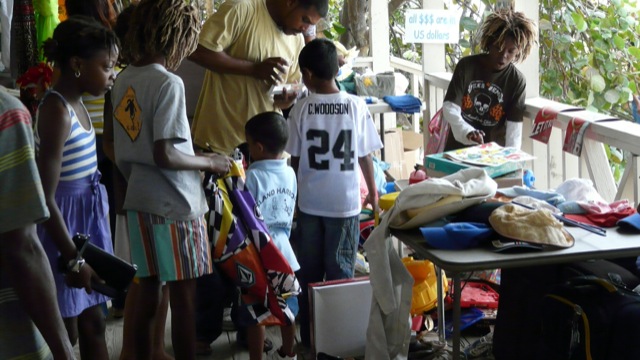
xmin=359 ymin=154 xmax=378 ymax=213
xmin=36 ymin=99 xmax=81 ymax=262
xmin=188 ymin=45 xmax=289 ymax=86
xmin=0 ymin=226 xmax=76 ymax=359
xmin=36 ymin=97 xmax=101 ymax=293
xmin=153 ymin=139 xmax=231 ymax=174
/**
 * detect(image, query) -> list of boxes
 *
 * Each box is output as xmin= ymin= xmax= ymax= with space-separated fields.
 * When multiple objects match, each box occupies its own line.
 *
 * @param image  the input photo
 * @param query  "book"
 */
xmin=443 ymin=142 xmax=535 ymax=167
xmin=425 ymin=152 xmax=520 ymax=179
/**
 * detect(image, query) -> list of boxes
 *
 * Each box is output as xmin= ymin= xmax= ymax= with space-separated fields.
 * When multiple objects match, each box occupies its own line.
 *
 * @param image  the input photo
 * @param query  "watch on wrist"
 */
xmin=57 ymin=233 xmax=90 ymax=274
xmin=66 ymin=255 xmax=86 ymax=273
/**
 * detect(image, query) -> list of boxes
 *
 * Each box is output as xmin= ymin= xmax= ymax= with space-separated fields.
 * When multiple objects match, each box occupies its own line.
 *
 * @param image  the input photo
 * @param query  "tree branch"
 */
xmin=388 ymin=0 xmax=408 ymax=15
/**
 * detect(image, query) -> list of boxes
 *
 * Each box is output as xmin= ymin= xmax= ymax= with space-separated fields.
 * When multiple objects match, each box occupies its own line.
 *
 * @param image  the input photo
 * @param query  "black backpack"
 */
xmin=539 ymin=275 xmax=640 ymax=360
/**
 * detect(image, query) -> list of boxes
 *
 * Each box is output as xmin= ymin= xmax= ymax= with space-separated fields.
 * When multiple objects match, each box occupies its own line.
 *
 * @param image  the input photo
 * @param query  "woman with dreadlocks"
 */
xmin=442 ymin=8 xmax=537 ymax=151
xmin=111 ymin=0 xmax=231 ymax=358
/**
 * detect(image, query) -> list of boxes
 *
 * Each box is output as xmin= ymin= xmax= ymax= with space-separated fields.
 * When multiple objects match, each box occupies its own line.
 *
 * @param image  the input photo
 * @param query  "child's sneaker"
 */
xmin=267 ymin=347 xmax=297 ymax=360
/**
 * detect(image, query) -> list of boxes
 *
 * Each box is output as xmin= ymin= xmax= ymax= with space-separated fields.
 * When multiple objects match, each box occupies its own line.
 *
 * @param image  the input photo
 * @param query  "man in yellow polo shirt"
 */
xmin=189 ymin=0 xmax=328 ymax=155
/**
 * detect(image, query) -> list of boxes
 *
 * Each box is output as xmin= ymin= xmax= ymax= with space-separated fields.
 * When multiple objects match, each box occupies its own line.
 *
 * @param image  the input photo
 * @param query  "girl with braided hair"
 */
xmin=442 ymin=8 xmax=537 ymax=151
xmin=35 ymin=15 xmax=119 ymax=360
xmin=111 ymin=1 xmax=231 ymax=358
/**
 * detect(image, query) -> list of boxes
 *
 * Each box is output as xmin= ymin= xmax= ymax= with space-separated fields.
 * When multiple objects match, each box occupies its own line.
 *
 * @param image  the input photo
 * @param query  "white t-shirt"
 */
xmin=286 ymin=92 xmax=382 ymax=217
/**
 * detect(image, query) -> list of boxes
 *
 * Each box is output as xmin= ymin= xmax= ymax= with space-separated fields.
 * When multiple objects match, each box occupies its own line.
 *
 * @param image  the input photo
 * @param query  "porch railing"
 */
xmin=424 ymin=72 xmax=640 ymax=205
xmin=354 ymin=56 xmax=426 ymax=132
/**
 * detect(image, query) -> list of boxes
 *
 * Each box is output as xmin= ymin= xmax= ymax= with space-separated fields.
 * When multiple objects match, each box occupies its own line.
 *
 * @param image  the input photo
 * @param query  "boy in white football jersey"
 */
xmin=285 ymin=38 xmax=382 ymax=348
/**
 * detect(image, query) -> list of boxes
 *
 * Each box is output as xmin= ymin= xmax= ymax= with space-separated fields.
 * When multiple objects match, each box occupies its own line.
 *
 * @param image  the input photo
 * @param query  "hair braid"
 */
xmin=479 ymin=9 xmax=538 ymax=63
xmin=126 ymin=0 xmax=201 ymax=70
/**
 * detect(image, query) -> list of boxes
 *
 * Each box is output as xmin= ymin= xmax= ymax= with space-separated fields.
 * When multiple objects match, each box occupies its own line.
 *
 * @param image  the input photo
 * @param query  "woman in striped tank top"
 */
xmin=34 ymin=16 xmax=118 ymax=360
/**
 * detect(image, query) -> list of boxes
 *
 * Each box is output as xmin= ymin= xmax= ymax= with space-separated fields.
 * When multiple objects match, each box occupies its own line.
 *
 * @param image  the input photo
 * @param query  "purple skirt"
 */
xmin=38 ymin=171 xmax=113 ymax=318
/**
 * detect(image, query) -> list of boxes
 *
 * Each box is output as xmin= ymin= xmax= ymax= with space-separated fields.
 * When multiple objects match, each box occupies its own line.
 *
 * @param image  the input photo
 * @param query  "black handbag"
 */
xmin=540 ymin=276 xmax=640 ymax=360
xmin=70 ymin=233 xmax=137 ymax=297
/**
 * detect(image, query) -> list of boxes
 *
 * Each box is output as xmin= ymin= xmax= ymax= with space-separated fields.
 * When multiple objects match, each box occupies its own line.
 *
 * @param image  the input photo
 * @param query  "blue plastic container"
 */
xmin=523 ymin=169 xmax=535 ymax=188
xmin=384 ymin=181 xmax=396 ymax=194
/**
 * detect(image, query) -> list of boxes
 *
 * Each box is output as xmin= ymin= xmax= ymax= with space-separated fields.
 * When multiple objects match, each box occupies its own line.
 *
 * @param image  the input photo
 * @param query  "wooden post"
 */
xmin=421 ymin=0 xmax=446 ymax=144
xmin=514 ymin=0 xmax=540 ymax=99
xmin=370 ymin=0 xmax=391 ymax=72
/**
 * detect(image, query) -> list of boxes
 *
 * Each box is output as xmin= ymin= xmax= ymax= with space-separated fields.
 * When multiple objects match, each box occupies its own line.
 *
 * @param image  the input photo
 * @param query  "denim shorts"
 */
xmin=295 ymin=211 xmax=360 ymax=281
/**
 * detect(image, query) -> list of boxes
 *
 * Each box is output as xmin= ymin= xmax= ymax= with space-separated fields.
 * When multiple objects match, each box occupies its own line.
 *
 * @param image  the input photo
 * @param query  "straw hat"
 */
xmin=489 ymin=204 xmax=574 ymax=248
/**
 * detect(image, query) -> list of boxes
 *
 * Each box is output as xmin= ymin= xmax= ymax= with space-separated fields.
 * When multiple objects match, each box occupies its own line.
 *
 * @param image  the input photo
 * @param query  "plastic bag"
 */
xmin=426 ymin=108 xmax=449 ymax=154
xmin=355 ymin=72 xmax=396 ymax=98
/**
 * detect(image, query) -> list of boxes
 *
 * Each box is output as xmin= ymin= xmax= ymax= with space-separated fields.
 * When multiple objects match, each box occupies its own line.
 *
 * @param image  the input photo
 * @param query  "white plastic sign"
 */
xmin=404 ymin=10 xmax=460 ymax=44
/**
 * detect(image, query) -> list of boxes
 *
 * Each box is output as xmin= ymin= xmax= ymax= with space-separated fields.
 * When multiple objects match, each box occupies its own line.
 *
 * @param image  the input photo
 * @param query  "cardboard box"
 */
xmin=376 ymin=128 xmax=404 ymax=180
xmin=402 ymin=130 xmax=424 ymax=151
xmin=424 ymin=152 xmax=520 ymax=179
xmin=377 ymin=129 xmax=424 ymax=180
xmin=493 ymin=168 xmax=525 ymax=188
xmin=309 ymin=277 xmax=372 ymax=357
xmin=403 ymin=149 xmax=421 ymax=179
xmin=402 ymin=130 xmax=424 ymax=178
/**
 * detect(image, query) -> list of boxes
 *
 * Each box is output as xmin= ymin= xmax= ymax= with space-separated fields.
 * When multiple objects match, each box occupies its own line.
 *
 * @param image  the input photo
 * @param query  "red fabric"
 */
xmin=565 ymin=208 xmax=637 ymax=228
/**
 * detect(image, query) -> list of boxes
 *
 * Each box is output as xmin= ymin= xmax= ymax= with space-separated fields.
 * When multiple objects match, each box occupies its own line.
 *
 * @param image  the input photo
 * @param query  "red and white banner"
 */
xmin=530 ymin=107 xmax=559 ymax=144
xmin=562 ymin=117 xmax=590 ymax=157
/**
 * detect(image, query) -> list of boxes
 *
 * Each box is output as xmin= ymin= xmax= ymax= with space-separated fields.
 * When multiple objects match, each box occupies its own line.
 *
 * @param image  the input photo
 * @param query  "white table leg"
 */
xmin=380 ymin=113 xmax=386 ymax=161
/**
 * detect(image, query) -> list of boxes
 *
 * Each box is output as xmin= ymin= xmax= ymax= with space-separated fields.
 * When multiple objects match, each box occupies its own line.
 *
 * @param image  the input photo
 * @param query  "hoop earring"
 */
xmin=75 ymin=70 xmax=81 ymax=78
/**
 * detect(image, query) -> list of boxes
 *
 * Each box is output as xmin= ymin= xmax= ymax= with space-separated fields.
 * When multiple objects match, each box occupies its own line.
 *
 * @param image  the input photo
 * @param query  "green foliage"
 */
xmin=387 ymin=0 xmax=496 ymax=70
xmin=539 ymin=0 xmax=640 ymax=182
xmin=539 ymin=0 xmax=640 ymax=117
xmin=323 ymin=22 xmax=347 ymax=40
xmin=389 ymin=0 xmax=419 ymax=60
xmin=321 ymin=0 xmax=346 ymax=40
xmin=444 ymin=0 xmax=495 ymax=70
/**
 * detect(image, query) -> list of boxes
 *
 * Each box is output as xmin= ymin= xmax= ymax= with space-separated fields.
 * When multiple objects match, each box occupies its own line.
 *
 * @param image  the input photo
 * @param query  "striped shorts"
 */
xmin=127 ymin=211 xmax=213 ymax=281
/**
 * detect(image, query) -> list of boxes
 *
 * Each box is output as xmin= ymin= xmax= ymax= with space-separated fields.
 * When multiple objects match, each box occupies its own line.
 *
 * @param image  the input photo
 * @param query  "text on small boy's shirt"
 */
xmin=307 ymin=103 xmax=350 ymax=115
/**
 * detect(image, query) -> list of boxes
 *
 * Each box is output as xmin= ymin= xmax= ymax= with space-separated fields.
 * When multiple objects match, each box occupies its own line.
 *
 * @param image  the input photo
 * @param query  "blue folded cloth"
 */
xmin=382 ymin=94 xmax=422 ymax=114
xmin=497 ymin=186 xmax=566 ymax=206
